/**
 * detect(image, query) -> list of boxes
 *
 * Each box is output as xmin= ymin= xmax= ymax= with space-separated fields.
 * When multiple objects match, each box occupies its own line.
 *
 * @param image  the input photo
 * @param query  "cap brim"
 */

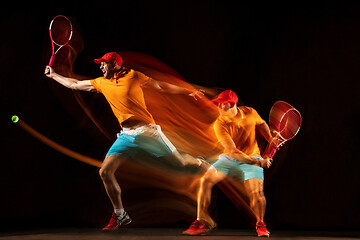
xmin=211 ymin=97 xmax=228 ymax=104
xmin=94 ymin=58 xmax=108 ymax=64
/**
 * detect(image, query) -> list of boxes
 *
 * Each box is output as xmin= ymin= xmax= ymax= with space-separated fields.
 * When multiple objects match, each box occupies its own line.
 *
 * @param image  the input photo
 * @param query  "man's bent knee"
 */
xmin=99 ymin=154 xmax=125 ymax=181
xmin=99 ymin=167 xmax=115 ymax=182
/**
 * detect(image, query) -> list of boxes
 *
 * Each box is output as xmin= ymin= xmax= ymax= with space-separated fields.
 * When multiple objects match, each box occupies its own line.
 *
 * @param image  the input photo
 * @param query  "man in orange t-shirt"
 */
xmin=183 ymin=90 xmax=274 ymax=237
xmin=45 ymin=52 xmax=203 ymax=230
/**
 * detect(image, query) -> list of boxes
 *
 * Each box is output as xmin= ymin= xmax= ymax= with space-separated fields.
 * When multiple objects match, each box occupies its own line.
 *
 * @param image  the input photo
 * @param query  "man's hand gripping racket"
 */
xmin=264 ymin=101 xmax=302 ymax=159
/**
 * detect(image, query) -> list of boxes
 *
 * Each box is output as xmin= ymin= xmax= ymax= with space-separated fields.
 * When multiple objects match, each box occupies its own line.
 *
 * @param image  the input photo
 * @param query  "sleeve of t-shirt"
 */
xmin=249 ymin=107 xmax=264 ymax=125
xmin=136 ymin=71 xmax=151 ymax=87
xmin=213 ymin=119 xmax=232 ymax=143
xmin=90 ymin=77 xmax=103 ymax=93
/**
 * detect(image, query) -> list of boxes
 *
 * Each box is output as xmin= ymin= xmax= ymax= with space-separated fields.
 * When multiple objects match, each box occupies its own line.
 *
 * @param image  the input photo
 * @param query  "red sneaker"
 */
xmin=182 ymin=219 xmax=212 ymax=236
xmin=256 ymin=222 xmax=270 ymax=237
xmin=102 ymin=212 xmax=132 ymax=231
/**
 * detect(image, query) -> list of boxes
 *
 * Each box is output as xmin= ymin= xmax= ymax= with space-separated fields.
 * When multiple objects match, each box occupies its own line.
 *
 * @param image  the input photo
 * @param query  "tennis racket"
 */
xmin=48 ymin=15 xmax=73 ymax=67
xmin=263 ymin=101 xmax=302 ymax=158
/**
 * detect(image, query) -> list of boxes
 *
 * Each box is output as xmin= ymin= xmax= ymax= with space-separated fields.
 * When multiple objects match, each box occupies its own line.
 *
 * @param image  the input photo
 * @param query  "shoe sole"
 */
xmin=257 ymin=233 xmax=270 ymax=237
xmin=182 ymin=227 xmax=216 ymax=236
xmin=183 ymin=232 xmax=208 ymax=236
xmin=102 ymin=218 xmax=132 ymax=231
xmin=121 ymin=218 xmax=132 ymax=226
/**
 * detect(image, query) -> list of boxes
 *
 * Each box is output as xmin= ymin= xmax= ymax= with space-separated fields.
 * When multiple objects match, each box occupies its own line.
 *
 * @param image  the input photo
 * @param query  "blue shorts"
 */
xmin=106 ymin=124 xmax=204 ymax=174
xmin=211 ymin=154 xmax=264 ymax=181
xmin=107 ymin=124 xmax=175 ymax=159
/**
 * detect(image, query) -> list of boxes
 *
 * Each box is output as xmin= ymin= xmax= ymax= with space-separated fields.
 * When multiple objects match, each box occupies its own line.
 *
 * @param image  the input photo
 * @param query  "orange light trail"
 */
xmin=12 ymin=116 xmax=102 ymax=168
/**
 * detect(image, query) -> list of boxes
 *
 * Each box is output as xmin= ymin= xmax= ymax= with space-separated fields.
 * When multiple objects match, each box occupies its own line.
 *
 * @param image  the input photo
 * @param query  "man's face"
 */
xmin=100 ymin=62 xmax=116 ymax=79
xmin=217 ymin=102 xmax=236 ymax=116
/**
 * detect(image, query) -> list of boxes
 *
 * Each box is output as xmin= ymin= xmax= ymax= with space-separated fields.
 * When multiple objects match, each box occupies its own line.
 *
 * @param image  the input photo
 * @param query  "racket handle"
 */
xmin=263 ymin=143 xmax=277 ymax=159
xmin=49 ymin=55 xmax=55 ymax=67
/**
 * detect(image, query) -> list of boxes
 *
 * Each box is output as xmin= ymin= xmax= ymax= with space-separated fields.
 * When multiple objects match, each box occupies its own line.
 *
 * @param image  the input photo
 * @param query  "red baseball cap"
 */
xmin=94 ymin=52 xmax=123 ymax=66
xmin=212 ymin=90 xmax=238 ymax=105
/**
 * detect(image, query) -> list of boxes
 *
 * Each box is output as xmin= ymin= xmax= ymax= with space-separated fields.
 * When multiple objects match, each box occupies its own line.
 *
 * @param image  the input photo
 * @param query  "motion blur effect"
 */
xmin=14 ymin=13 xmax=295 ymax=233
xmin=183 ymin=90 xmax=273 ymax=237
xmin=44 ymin=20 xmax=228 ymax=229
xmin=4 ymin=2 xmax=360 ymax=237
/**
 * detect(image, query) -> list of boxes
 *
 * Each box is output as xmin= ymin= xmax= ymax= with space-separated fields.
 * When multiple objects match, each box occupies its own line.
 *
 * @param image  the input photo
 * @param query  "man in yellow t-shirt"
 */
xmin=45 ymin=52 xmax=203 ymax=230
xmin=183 ymin=90 xmax=274 ymax=237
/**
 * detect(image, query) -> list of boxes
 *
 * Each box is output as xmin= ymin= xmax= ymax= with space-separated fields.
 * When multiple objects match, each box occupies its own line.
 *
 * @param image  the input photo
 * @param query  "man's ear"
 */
xmin=113 ymin=62 xmax=121 ymax=70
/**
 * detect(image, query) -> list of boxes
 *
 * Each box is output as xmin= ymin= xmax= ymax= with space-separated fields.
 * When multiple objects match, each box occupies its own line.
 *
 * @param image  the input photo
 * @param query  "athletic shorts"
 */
xmin=210 ymin=154 xmax=264 ymax=181
xmin=106 ymin=124 xmax=176 ymax=159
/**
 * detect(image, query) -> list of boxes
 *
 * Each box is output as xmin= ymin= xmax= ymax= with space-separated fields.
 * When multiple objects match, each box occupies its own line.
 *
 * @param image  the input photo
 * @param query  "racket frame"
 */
xmin=48 ymin=15 xmax=73 ymax=67
xmin=264 ymin=102 xmax=301 ymax=159
xmin=277 ymin=107 xmax=302 ymax=141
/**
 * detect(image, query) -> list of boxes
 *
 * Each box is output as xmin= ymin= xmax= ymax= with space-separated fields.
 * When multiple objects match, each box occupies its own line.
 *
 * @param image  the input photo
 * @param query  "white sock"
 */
xmin=114 ymin=208 xmax=125 ymax=216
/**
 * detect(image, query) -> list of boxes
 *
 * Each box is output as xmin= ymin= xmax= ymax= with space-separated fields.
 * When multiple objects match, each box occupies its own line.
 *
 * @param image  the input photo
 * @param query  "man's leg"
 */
xmin=197 ymin=168 xmax=226 ymax=227
xmin=243 ymin=178 xmax=266 ymax=223
xmin=243 ymin=178 xmax=269 ymax=237
xmin=99 ymin=154 xmax=132 ymax=230
xmin=183 ymin=168 xmax=226 ymax=235
xmin=99 ymin=154 xmax=126 ymax=209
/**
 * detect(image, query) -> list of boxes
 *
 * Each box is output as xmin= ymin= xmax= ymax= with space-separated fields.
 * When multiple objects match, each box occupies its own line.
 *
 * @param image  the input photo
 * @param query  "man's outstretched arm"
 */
xmin=145 ymin=78 xmax=204 ymax=100
xmin=44 ymin=66 xmax=96 ymax=92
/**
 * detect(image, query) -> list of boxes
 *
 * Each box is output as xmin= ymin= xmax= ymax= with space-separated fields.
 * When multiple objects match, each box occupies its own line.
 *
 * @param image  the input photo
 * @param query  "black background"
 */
xmin=1 ymin=1 xmax=359 ymax=231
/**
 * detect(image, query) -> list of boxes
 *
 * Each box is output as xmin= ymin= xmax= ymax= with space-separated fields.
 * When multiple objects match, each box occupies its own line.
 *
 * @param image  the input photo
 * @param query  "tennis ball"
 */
xmin=11 ymin=115 xmax=19 ymax=123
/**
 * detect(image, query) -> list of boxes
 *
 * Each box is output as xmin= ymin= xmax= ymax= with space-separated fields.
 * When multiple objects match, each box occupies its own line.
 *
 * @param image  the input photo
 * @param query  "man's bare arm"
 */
xmin=44 ymin=66 xmax=96 ymax=92
xmin=145 ymin=78 xmax=204 ymax=100
xmin=257 ymin=119 xmax=273 ymax=143
xmin=256 ymin=119 xmax=277 ymax=162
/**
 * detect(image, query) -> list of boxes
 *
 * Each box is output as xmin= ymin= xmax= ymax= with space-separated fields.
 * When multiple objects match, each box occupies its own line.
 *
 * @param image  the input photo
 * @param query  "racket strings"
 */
xmin=50 ymin=17 xmax=72 ymax=46
xmin=279 ymin=109 xmax=301 ymax=140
